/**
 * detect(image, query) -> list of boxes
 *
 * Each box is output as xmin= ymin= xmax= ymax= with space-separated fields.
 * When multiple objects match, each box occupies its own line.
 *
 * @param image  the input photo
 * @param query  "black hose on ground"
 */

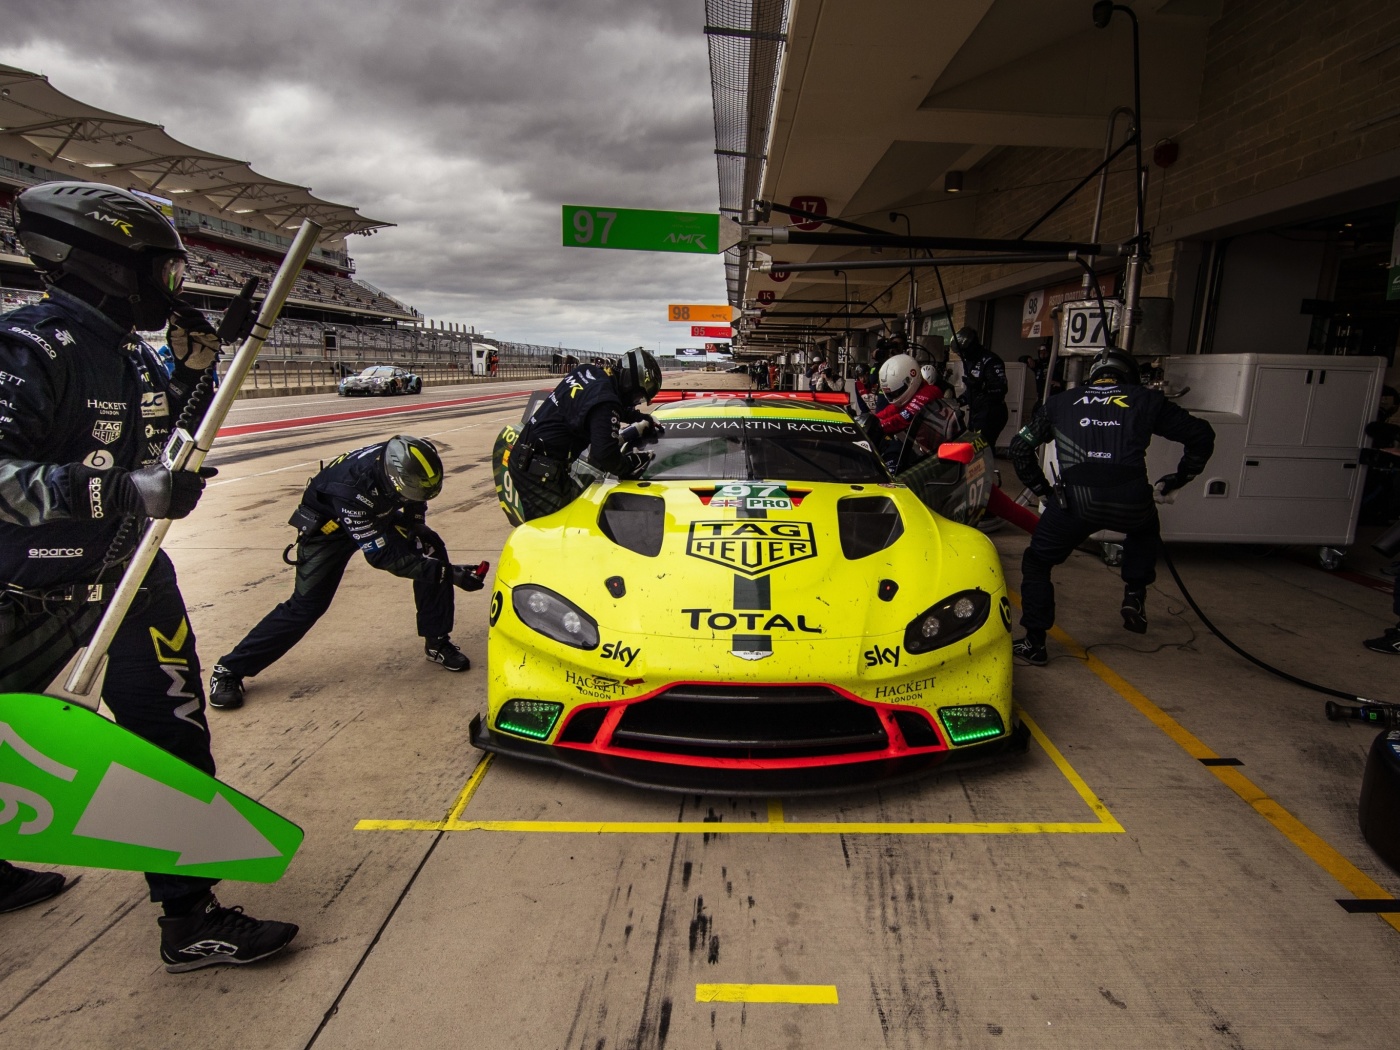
xmin=1159 ymin=543 xmax=1399 ymax=719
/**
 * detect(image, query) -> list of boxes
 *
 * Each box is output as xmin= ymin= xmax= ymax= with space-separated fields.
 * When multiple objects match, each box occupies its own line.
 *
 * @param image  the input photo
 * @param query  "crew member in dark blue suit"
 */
xmin=209 ymin=435 xmax=487 ymax=708
xmin=0 ymin=181 xmax=297 ymax=971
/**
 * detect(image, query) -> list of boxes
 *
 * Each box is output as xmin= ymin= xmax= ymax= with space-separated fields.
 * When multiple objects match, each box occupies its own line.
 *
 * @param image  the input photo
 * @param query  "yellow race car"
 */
xmin=473 ymin=392 xmax=1025 ymax=793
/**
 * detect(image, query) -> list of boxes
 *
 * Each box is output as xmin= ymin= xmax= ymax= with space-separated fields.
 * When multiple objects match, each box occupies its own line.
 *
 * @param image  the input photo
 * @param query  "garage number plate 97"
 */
xmin=712 ymin=483 xmax=792 ymax=510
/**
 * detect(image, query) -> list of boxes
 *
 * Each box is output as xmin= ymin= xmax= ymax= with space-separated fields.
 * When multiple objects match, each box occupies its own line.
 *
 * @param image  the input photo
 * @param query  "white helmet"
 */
xmin=879 ymin=353 xmax=922 ymax=406
xmin=920 ymin=364 xmax=939 ymax=385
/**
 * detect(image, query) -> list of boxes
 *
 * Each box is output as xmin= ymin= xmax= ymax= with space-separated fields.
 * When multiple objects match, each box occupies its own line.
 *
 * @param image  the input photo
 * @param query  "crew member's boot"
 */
xmin=1012 ymin=632 xmax=1048 ymax=667
xmin=0 ymin=861 xmax=69 ymax=913
xmin=1121 ymin=586 xmax=1148 ymax=634
xmin=425 ymin=636 xmax=470 ymax=672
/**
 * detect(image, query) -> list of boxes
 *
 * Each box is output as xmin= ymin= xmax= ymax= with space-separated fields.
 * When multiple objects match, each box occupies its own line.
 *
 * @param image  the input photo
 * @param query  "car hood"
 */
xmin=497 ymin=478 xmax=1003 ymax=643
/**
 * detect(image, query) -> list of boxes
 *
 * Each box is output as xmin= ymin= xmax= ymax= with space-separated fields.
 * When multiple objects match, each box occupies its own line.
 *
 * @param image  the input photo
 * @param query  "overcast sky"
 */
xmin=0 ymin=0 xmax=729 ymax=355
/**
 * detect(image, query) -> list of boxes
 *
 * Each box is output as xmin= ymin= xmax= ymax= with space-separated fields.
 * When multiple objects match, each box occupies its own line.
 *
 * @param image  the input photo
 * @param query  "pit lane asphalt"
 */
xmin=3 ymin=389 xmax=1399 ymax=1049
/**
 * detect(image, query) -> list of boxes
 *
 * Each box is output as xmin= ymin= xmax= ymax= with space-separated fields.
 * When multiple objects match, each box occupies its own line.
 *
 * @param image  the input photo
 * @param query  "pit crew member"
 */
xmin=210 ymin=436 xmax=485 ymax=708
xmin=0 ymin=181 xmax=297 ymax=970
xmin=1008 ymin=349 xmax=1215 ymax=665
xmin=506 ymin=348 xmax=663 ymax=522
xmin=951 ymin=327 xmax=1010 ymax=449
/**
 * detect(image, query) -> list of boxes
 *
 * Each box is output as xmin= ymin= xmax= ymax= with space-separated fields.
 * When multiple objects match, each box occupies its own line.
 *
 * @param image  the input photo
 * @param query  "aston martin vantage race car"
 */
xmin=474 ymin=392 xmax=1025 ymax=793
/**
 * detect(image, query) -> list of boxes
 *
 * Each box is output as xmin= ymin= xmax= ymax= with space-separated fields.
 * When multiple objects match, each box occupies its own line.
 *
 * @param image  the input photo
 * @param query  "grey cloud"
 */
xmin=2 ymin=0 xmax=727 ymax=351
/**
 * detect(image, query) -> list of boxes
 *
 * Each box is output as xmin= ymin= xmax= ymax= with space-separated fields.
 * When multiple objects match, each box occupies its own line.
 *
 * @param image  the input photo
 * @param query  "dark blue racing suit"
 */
xmin=1010 ymin=379 xmax=1215 ymax=636
xmin=507 ymin=364 xmax=647 ymax=521
xmin=215 ymin=441 xmax=455 ymax=678
xmin=0 ymin=288 xmax=218 ymax=903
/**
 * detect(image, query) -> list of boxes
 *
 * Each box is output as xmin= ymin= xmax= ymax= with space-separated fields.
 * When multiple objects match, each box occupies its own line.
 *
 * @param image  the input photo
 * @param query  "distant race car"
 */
xmin=337 ymin=365 xmax=422 ymax=396
xmin=475 ymin=391 xmax=1024 ymax=794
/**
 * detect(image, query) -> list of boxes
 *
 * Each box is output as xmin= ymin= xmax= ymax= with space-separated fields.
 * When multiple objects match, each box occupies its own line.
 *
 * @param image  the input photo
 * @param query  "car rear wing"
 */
xmin=650 ymin=390 xmax=852 ymax=406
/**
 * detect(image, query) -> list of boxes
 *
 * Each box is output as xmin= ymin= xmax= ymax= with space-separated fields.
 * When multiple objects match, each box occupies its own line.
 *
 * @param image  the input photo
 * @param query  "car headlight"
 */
xmin=903 ymin=589 xmax=991 ymax=654
xmin=512 ymin=584 xmax=600 ymax=649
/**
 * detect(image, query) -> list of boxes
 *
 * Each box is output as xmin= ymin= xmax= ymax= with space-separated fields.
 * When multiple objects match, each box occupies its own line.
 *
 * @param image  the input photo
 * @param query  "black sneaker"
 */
xmin=1121 ymin=589 xmax=1148 ymax=634
xmin=425 ymin=636 xmax=470 ymax=672
xmin=1363 ymin=627 xmax=1400 ymax=655
xmin=0 ymin=861 xmax=69 ymax=913
xmin=1012 ymin=637 xmax=1048 ymax=666
xmin=208 ymin=664 xmax=244 ymax=710
xmin=158 ymin=893 xmax=298 ymax=973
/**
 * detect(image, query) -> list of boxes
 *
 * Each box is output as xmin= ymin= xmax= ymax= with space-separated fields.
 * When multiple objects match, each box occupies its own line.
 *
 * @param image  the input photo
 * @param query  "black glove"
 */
xmin=1154 ymin=472 xmax=1191 ymax=504
xmin=620 ymin=417 xmax=664 ymax=446
xmin=855 ymin=412 xmax=884 ymax=447
xmin=619 ymin=449 xmax=653 ymax=479
xmin=167 ymin=301 xmax=221 ymax=372
xmin=68 ymin=463 xmax=217 ymax=520
xmin=451 ymin=561 xmax=489 ymax=591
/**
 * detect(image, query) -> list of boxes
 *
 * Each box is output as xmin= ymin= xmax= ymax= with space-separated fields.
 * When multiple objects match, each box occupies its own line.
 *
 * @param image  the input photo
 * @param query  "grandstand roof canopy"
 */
xmin=0 ymin=63 xmax=392 ymax=244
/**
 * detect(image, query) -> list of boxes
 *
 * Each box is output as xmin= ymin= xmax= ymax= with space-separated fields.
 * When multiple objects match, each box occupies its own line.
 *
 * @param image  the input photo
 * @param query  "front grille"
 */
xmin=610 ymin=685 xmax=887 ymax=759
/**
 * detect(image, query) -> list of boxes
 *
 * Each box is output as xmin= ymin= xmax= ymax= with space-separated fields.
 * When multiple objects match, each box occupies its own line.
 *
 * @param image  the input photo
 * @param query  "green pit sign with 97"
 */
xmin=563 ymin=205 xmax=720 ymax=254
xmin=0 ymin=692 xmax=302 ymax=882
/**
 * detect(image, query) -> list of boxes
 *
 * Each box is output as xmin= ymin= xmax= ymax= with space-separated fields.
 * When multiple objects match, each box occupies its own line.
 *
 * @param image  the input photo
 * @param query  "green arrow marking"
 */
xmin=0 ymin=693 xmax=302 ymax=882
xmin=563 ymin=205 xmax=720 ymax=254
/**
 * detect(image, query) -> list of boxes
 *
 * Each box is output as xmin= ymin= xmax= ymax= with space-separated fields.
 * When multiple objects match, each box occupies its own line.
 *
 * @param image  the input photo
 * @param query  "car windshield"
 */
xmin=642 ymin=413 xmax=890 ymax=483
xmin=359 ymin=366 xmax=396 ymax=377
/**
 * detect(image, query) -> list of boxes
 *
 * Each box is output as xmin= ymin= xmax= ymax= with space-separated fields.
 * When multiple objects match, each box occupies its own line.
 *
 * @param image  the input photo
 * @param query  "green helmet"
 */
xmin=382 ymin=435 xmax=444 ymax=501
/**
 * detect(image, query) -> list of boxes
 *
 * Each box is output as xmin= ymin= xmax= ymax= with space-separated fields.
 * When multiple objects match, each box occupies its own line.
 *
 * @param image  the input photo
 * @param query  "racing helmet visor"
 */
xmin=157 ymin=254 xmax=186 ymax=296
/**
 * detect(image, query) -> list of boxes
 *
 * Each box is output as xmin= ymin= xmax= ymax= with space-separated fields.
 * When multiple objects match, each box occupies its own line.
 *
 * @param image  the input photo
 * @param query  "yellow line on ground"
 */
xmin=353 ymin=755 xmax=493 ymax=832
xmin=446 ymin=754 xmax=494 ymax=822
xmin=1021 ymin=708 xmax=1124 ymax=832
xmin=1023 ymin=597 xmax=1400 ymax=934
xmin=696 ymin=983 xmax=839 ymax=1005
xmin=357 ymin=707 xmax=1122 ymax=835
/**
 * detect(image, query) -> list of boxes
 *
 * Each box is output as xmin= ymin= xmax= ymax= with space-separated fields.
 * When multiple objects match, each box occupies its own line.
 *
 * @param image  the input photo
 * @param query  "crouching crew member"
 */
xmin=0 ymin=181 xmax=298 ymax=970
xmin=1008 ymin=349 xmax=1214 ymax=666
xmin=506 ymin=348 xmax=663 ymax=522
xmin=209 ymin=435 xmax=486 ymax=708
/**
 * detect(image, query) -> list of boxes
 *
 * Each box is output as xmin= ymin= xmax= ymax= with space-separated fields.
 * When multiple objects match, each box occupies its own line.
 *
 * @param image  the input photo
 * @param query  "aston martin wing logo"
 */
xmin=686 ymin=520 xmax=817 ymax=577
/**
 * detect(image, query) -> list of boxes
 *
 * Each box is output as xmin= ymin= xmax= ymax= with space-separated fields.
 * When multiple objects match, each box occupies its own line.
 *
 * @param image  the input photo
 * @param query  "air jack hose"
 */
xmin=1159 ymin=543 xmax=1400 ymax=723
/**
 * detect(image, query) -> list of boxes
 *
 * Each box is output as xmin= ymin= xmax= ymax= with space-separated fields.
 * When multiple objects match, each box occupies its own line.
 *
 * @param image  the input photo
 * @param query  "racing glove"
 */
xmin=620 ymin=417 xmax=664 ymax=446
xmin=67 ymin=463 xmax=217 ymax=520
xmin=1154 ymin=472 xmax=1191 ymax=504
xmin=168 ymin=301 xmax=222 ymax=373
xmin=451 ymin=561 xmax=489 ymax=591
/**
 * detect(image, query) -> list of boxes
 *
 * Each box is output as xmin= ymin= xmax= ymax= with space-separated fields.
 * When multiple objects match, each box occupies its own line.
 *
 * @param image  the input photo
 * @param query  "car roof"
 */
xmin=650 ymin=394 xmax=853 ymax=423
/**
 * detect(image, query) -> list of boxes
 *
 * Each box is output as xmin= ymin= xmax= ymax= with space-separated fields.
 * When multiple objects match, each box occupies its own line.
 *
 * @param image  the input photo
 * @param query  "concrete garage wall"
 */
xmin=898 ymin=0 xmax=1400 ymax=334
xmin=1209 ymin=233 xmax=1327 ymax=355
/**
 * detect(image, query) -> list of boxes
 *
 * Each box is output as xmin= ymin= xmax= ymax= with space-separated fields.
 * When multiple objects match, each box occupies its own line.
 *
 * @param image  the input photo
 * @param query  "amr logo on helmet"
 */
xmin=85 ymin=210 xmax=134 ymax=237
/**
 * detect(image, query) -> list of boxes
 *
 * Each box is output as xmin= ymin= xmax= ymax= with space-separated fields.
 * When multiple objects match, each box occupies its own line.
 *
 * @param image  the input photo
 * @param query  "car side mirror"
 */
xmin=937 ymin=442 xmax=976 ymax=464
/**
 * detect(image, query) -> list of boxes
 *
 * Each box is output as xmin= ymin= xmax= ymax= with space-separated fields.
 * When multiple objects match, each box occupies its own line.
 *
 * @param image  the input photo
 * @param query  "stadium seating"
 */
xmin=182 ymin=238 xmax=412 ymax=316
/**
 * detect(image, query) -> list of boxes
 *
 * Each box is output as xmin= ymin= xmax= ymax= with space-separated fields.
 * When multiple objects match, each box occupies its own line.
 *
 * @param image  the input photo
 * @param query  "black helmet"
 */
xmin=14 ymin=181 xmax=187 ymax=329
xmin=1087 ymin=349 xmax=1141 ymax=385
xmin=615 ymin=348 xmax=662 ymax=404
xmin=951 ymin=327 xmax=981 ymax=355
xmin=382 ymin=435 xmax=444 ymax=501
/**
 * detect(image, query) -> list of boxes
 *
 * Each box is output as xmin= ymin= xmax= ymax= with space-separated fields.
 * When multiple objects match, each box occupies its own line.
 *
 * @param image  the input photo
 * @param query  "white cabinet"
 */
xmin=1146 ymin=353 xmax=1384 ymax=546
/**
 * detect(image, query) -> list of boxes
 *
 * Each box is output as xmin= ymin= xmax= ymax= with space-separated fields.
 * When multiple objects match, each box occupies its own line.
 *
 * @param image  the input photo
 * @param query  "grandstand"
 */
xmin=0 ymin=63 xmax=601 ymax=391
